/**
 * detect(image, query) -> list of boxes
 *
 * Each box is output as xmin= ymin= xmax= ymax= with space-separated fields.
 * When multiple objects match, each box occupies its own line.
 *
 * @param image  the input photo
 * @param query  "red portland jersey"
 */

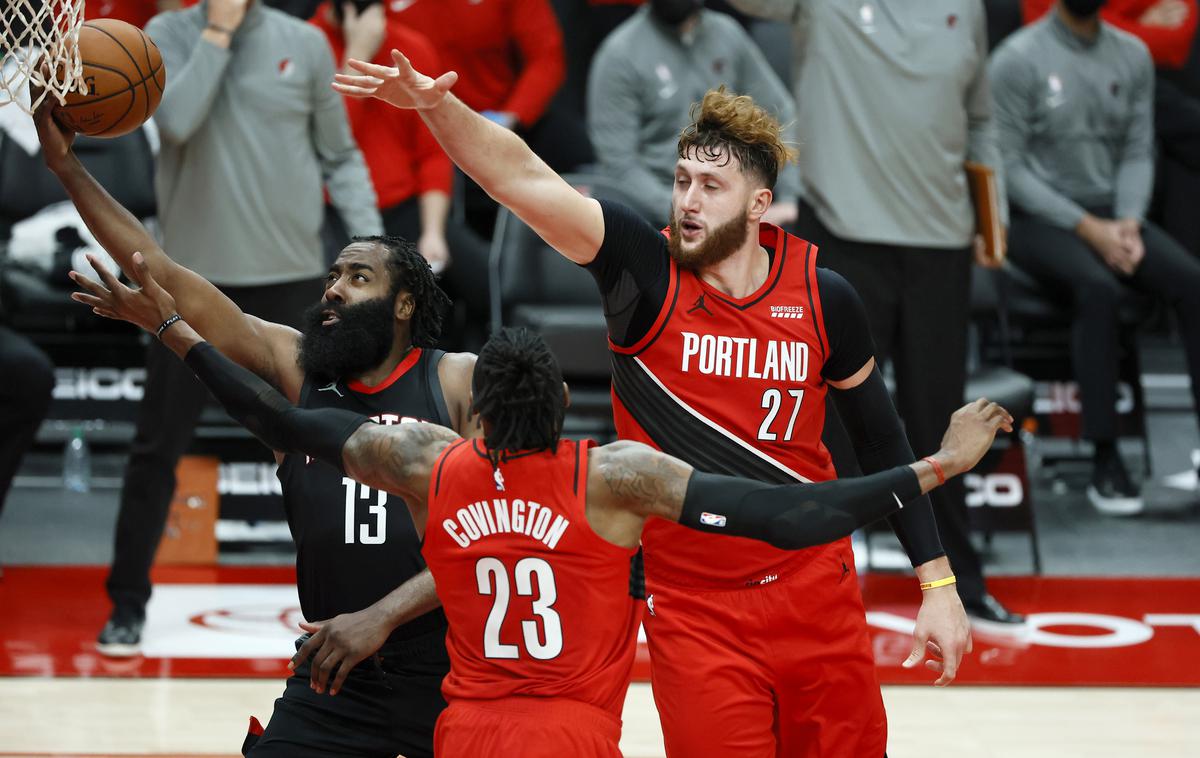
xmin=610 ymin=224 xmax=837 ymax=588
xmin=423 ymin=439 xmax=641 ymax=716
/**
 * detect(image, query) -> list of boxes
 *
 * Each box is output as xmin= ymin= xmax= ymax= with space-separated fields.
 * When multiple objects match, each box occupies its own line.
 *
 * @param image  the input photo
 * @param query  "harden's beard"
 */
xmin=298 ymin=296 xmax=397 ymax=384
xmin=667 ymin=209 xmax=751 ymax=271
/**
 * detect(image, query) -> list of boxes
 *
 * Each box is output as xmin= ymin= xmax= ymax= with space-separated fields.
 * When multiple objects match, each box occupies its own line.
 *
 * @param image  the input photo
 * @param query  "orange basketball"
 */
xmin=56 ymin=19 xmax=166 ymax=138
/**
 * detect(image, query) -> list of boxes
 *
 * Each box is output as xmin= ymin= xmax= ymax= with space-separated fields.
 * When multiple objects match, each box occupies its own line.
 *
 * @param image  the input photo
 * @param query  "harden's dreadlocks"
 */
xmin=471 ymin=328 xmax=566 ymax=466
xmin=353 ymin=235 xmax=451 ymax=348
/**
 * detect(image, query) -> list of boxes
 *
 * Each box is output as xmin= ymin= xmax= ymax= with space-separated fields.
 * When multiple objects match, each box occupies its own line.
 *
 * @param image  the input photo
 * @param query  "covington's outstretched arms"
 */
xmin=594 ymin=396 xmax=1012 ymax=551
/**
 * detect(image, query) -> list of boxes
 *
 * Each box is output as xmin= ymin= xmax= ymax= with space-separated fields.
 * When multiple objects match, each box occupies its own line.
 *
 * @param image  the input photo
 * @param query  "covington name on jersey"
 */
xmin=442 ymin=499 xmax=570 ymax=550
xmin=680 ymin=332 xmax=811 ymax=381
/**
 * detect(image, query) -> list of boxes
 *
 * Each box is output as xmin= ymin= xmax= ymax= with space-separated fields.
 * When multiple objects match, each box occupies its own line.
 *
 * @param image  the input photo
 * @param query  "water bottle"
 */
xmin=63 ymin=425 xmax=91 ymax=493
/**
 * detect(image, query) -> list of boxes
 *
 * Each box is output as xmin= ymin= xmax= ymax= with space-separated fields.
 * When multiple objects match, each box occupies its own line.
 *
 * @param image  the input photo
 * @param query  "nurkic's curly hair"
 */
xmin=677 ymin=86 xmax=798 ymax=189
xmin=471 ymin=328 xmax=566 ymax=466
xmin=353 ymin=235 xmax=450 ymax=348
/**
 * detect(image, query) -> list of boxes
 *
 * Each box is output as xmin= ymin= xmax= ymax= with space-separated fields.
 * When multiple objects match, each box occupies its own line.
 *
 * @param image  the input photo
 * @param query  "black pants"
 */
xmin=105 ymin=278 xmax=320 ymax=615
xmin=797 ymin=202 xmax=988 ymax=603
xmin=245 ymin=630 xmax=450 ymax=758
xmin=1009 ymin=211 xmax=1200 ymax=442
xmin=0 ymin=326 xmax=54 ymax=519
xmin=1157 ymin=72 xmax=1200 ymax=173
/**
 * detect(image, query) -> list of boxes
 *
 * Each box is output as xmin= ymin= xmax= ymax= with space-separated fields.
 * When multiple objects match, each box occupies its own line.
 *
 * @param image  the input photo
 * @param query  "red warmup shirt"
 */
xmin=311 ymin=6 xmax=451 ymax=208
xmin=384 ymin=0 xmax=565 ymax=127
xmin=85 ymin=0 xmax=161 ymax=27
xmin=423 ymin=438 xmax=641 ymax=716
xmin=1024 ymin=0 xmax=1199 ymax=68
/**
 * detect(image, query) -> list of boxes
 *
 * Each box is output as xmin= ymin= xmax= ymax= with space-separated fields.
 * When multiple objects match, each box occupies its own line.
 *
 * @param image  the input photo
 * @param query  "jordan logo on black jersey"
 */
xmin=688 ymin=294 xmax=713 ymax=317
xmin=316 ymin=381 xmax=344 ymax=398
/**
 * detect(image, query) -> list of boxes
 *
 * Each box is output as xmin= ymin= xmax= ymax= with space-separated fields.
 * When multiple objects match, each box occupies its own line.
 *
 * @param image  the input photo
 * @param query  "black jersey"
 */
xmin=277 ymin=347 xmax=453 ymax=641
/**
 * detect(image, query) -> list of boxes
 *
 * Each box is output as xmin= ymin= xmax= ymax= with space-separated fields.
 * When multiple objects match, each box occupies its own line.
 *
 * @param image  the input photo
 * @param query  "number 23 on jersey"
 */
xmin=476 ymin=556 xmax=563 ymax=660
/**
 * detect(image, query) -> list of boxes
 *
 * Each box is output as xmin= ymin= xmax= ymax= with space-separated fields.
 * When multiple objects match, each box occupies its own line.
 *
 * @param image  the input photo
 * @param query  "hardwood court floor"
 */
xmin=1 ymin=680 xmax=1197 ymax=757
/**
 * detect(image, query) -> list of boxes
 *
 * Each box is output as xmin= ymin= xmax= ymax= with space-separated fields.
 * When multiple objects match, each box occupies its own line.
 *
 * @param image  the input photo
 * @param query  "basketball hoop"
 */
xmin=1 ymin=0 xmax=85 ymax=113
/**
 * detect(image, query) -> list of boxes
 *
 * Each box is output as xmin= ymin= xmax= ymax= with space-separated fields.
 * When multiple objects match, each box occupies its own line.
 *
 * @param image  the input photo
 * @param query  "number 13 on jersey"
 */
xmin=342 ymin=477 xmax=387 ymax=545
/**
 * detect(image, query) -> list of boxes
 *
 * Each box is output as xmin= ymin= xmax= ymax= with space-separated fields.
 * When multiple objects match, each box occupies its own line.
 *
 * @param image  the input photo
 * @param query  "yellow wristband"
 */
xmin=919 ymin=575 xmax=957 ymax=591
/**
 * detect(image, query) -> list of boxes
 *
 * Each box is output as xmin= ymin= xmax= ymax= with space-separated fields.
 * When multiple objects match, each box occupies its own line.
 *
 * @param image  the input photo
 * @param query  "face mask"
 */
xmin=1060 ymin=0 xmax=1106 ymax=18
xmin=650 ymin=0 xmax=704 ymax=27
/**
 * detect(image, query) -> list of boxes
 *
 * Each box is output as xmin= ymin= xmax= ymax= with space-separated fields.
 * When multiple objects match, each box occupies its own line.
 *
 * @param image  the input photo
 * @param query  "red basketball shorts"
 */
xmin=433 ymin=695 xmax=624 ymax=757
xmin=644 ymin=537 xmax=887 ymax=758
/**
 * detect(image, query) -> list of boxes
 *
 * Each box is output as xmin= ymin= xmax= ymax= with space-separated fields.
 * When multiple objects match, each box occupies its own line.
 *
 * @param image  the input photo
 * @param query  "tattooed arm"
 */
xmin=585 ymin=441 xmax=695 ymax=548
xmin=341 ymin=422 xmax=462 ymax=534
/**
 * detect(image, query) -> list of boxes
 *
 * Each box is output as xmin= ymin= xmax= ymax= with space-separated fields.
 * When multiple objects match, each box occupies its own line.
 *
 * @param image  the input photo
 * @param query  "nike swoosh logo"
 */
xmin=893 ymin=492 xmax=904 ymax=510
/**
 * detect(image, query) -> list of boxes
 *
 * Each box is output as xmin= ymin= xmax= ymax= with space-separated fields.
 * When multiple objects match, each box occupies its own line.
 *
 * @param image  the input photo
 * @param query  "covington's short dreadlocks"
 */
xmin=471 ymin=328 xmax=566 ymax=465
xmin=352 ymin=235 xmax=450 ymax=348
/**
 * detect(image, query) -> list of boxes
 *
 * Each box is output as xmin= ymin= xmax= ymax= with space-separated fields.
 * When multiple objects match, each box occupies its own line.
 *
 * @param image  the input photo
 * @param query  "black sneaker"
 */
xmin=1087 ymin=454 xmax=1143 ymax=516
xmin=96 ymin=609 xmax=145 ymax=657
xmin=963 ymin=593 xmax=1025 ymax=625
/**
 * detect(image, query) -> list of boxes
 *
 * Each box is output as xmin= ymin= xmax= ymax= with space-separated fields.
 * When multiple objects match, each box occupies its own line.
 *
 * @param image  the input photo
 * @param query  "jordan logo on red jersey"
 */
xmin=687 ymin=294 xmax=713 ymax=317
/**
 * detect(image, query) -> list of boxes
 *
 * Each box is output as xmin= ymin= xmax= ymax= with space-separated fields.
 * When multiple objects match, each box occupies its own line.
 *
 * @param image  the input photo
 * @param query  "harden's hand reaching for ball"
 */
xmin=332 ymin=50 xmax=458 ymax=111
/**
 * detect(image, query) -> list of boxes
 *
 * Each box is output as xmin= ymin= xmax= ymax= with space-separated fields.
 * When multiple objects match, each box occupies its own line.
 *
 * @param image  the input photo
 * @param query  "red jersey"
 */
xmin=423 ymin=439 xmax=641 ymax=717
xmin=610 ymin=224 xmax=837 ymax=588
xmin=310 ymin=7 xmax=452 ymax=207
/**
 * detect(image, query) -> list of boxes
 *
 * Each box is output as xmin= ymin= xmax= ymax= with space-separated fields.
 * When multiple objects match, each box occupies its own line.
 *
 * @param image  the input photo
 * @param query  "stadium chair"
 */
xmin=0 ymin=129 xmax=156 ymax=331
xmin=487 ymin=172 xmax=648 ymax=439
xmin=0 ymin=130 xmax=156 ymax=437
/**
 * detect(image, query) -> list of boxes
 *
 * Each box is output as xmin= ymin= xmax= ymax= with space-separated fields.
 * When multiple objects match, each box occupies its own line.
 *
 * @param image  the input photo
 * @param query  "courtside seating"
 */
xmin=976 ymin=258 xmax=1156 ymax=476
xmin=0 ymin=129 xmax=156 ymax=332
xmin=487 ymin=172 xmax=653 ymax=439
xmin=0 ymin=130 xmax=155 ymax=437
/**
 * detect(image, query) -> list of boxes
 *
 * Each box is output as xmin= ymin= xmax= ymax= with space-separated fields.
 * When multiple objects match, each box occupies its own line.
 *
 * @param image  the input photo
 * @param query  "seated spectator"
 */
xmin=587 ymin=0 xmax=800 ymax=226
xmin=312 ymin=0 xmax=491 ymax=348
xmin=991 ymin=0 xmax=1200 ymax=513
xmin=1024 ymin=0 xmax=1200 ymax=170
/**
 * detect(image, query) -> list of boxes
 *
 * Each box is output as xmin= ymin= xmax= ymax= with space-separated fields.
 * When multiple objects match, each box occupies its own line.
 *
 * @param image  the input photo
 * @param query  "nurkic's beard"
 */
xmin=667 ymin=208 xmax=751 ymax=271
xmin=298 ymin=296 xmax=397 ymax=384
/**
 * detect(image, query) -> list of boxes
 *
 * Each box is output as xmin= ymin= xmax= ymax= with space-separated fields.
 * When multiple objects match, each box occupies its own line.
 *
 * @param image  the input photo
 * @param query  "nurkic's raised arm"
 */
xmin=333 ymin=52 xmax=605 ymax=264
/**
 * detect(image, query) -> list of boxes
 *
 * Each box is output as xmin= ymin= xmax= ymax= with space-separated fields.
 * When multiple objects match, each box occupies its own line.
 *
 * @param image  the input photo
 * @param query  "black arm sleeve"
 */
xmin=817 ymin=268 xmax=876 ymax=382
xmin=679 ymin=466 xmax=922 ymax=551
xmin=831 ymin=368 xmax=946 ymax=566
xmin=183 ymin=342 xmax=368 ymax=472
xmin=584 ymin=200 xmax=673 ymax=348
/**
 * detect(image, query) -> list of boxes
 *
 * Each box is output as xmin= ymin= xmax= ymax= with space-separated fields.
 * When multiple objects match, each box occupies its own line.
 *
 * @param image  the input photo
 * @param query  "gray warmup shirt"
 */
xmin=730 ymin=0 xmax=1007 ymax=248
xmin=587 ymin=8 xmax=801 ymax=223
xmin=988 ymin=14 xmax=1154 ymax=229
xmin=146 ymin=1 xmax=382 ymax=286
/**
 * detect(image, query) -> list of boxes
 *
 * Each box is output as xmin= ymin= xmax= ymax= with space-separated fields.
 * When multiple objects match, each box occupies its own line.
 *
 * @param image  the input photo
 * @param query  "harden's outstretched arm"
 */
xmin=37 ymin=103 xmax=306 ymax=399
xmin=69 ymin=254 xmax=459 ymax=520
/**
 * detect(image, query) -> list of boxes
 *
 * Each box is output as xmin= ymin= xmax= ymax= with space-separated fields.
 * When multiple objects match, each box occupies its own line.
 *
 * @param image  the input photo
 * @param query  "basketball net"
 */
xmin=1 ymin=0 xmax=85 ymax=114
